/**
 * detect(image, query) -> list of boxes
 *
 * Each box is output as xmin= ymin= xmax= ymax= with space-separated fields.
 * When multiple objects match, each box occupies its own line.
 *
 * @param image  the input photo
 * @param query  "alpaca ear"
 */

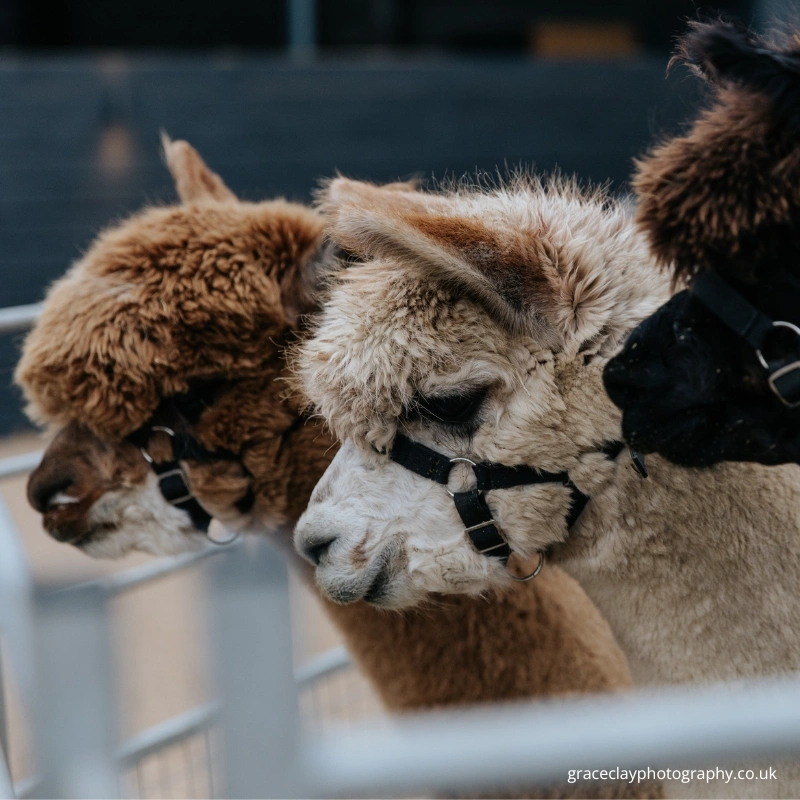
xmin=280 ymin=238 xmax=341 ymax=328
xmin=319 ymin=177 xmax=561 ymax=337
xmin=677 ymin=21 xmax=800 ymax=122
xmin=161 ymin=133 xmax=237 ymax=203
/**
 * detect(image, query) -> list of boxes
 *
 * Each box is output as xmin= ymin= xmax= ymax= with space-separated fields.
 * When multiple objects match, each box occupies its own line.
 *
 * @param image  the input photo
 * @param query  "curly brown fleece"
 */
xmin=16 ymin=166 xmax=324 ymax=440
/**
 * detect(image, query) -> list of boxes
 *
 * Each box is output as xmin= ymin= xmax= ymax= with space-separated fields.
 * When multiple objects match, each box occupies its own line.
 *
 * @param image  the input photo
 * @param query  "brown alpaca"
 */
xmin=17 ymin=140 xmax=655 ymax=799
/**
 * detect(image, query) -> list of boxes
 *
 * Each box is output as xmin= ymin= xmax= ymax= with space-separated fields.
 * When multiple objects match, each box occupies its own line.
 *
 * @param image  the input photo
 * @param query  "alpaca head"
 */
xmin=19 ymin=138 xmax=335 ymax=558
xmin=604 ymin=20 xmax=800 ymax=467
xmin=293 ymin=176 xmax=667 ymax=608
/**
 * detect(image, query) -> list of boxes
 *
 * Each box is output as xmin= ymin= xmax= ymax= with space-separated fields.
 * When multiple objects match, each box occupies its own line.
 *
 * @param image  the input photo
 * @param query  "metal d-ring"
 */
xmin=445 ymin=456 xmax=478 ymax=498
xmin=205 ymin=527 xmax=241 ymax=546
xmin=755 ymin=320 xmax=800 ymax=371
xmin=139 ymin=426 xmax=177 ymax=464
xmin=756 ymin=321 xmax=800 ymax=408
xmin=508 ymin=550 xmax=545 ymax=582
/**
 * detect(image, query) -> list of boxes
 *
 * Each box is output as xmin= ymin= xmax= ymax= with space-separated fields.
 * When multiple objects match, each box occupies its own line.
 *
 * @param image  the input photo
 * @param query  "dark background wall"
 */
xmin=0 ymin=0 xmax=754 ymax=51
xmin=0 ymin=0 xmax=760 ymax=433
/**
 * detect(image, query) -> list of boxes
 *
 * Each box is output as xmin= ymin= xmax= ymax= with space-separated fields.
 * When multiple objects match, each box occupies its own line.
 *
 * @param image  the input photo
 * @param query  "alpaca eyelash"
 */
xmin=406 ymin=387 xmax=489 ymax=431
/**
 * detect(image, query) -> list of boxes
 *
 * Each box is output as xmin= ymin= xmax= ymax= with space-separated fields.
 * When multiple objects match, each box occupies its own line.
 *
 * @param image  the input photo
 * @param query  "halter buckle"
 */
xmin=464 ymin=519 xmax=508 ymax=553
xmin=154 ymin=468 xmax=194 ymax=505
xmin=766 ymin=362 xmax=800 ymax=408
xmin=756 ymin=322 xmax=800 ymax=408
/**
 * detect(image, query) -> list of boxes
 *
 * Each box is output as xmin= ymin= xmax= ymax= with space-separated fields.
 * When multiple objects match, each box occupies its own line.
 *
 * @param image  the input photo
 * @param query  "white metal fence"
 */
xmin=2 ymin=301 xmax=800 ymax=799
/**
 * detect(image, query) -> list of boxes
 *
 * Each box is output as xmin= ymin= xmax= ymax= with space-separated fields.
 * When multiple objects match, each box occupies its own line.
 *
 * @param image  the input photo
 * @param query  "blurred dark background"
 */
xmin=0 ymin=0 xmax=788 ymax=432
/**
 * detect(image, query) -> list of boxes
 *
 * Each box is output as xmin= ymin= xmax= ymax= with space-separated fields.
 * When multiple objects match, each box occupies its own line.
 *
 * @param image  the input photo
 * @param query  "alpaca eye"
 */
xmin=415 ymin=388 xmax=488 ymax=425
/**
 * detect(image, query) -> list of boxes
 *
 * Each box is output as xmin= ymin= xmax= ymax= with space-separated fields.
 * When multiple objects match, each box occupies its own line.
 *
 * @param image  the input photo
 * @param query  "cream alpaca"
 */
xmin=294 ymin=176 xmax=800 ymax=798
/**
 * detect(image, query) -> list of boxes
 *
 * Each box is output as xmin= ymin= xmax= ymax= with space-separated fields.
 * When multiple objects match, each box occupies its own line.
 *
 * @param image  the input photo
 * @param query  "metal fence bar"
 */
xmin=117 ymin=704 xmax=220 ymax=769
xmin=0 ymin=734 xmax=14 ymax=800
xmin=12 ymin=774 xmax=38 ymax=799
xmin=304 ymin=675 xmax=800 ymax=797
xmin=0 ymin=451 xmax=43 ymax=481
xmin=34 ymin=583 xmax=118 ymax=799
xmin=0 ymin=304 xmax=40 ymax=335
xmin=295 ymin=645 xmax=350 ymax=690
xmin=67 ymin=546 xmax=224 ymax=598
xmin=0 ymin=498 xmax=34 ymax=718
xmin=211 ymin=541 xmax=305 ymax=798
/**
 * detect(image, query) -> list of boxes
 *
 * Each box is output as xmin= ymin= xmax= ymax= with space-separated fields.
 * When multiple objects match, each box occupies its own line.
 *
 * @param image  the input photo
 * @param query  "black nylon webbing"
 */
xmin=151 ymin=459 xmax=212 ymax=533
xmin=388 ymin=433 xmax=633 ymax=564
xmin=452 ymin=490 xmax=513 ymax=562
xmin=692 ymin=270 xmax=773 ymax=350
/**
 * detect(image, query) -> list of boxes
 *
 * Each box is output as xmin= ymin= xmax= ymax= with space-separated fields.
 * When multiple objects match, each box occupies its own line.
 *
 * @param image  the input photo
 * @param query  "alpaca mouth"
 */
xmin=43 ymin=516 xmax=101 ymax=548
xmin=362 ymin=566 xmax=392 ymax=604
xmin=317 ymin=555 xmax=397 ymax=605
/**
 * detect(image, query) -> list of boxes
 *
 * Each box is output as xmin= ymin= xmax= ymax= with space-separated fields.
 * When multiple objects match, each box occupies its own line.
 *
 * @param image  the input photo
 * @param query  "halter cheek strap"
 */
xmin=388 ymin=432 xmax=645 ymax=581
xmin=139 ymin=445 xmax=209 ymax=534
xmin=692 ymin=270 xmax=800 ymax=408
xmin=130 ymin=423 xmax=255 ymax=538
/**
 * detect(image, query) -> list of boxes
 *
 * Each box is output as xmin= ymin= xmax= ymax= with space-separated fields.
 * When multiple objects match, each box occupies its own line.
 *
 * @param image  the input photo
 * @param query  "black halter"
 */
xmin=127 ymin=386 xmax=255 ymax=535
xmin=388 ymin=432 xmax=646 ymax=579
xmin=692 ymin=270 xmax=800 ymax=408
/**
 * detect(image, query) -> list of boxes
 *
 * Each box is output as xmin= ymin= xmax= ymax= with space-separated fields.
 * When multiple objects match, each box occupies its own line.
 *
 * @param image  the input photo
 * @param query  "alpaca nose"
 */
xmin=302 ymin=535 xmax=337 ymax=566
xmin=27 ymin=468 xmax=78 ymax=514
xmin=602 ymin=356 xmax=635 ymax=408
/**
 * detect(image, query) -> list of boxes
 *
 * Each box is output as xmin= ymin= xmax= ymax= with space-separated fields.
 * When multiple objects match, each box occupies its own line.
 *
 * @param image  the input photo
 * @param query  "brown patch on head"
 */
xmin=15 ymin=140 xmax=328 ymax=440
xmin=27 ymin=421 xmax=148 ymax=545
xmin=633 ymin=20 xmax=800 ymax=282
xmin=318 ymin=177 xmax=569 ymax=340
xmin=411 ymin=214 xmax=559 ymax=319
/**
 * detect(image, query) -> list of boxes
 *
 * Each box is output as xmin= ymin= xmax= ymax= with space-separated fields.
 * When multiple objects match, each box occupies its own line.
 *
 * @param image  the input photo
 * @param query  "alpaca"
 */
xmin=17 ymin=140 xmax=653 ymax=799
xmin=603 ymin=20 xmax=800 ymax=468
xmin=293 ymin=175 xmax=800 ymax=798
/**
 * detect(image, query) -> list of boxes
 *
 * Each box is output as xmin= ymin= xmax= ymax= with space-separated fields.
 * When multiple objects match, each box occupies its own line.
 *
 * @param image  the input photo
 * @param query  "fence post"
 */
xmin=211 ymin=540 xmax=304 ymax=798
xmin=33 ymin=584 xmax=118 ymax=799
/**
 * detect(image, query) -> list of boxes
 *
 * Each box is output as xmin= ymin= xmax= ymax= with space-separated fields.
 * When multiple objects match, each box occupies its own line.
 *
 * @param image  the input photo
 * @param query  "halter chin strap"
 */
xmin=128 ymin=388 xmax=256 ymax=536
xmin=692 ymin=270 xmax=800 ymax=408
xmin=388 ymin=432 xmax=646 ymax=581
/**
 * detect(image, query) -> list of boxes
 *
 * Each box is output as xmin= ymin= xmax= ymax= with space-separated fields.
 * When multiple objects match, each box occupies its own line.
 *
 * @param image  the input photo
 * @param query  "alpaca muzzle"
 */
xmin=385 ymin=432 xmax=645 ymax=582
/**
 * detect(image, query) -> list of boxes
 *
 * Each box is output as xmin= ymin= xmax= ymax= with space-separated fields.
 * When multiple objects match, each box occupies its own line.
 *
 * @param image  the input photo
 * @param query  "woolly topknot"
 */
xmin=295 ymin=174 xmax=662 ymax=449
xmin=633 ymin=19 xmax=800 ymax=281
xmin=16 ymin=140 xmax=326 ymax=439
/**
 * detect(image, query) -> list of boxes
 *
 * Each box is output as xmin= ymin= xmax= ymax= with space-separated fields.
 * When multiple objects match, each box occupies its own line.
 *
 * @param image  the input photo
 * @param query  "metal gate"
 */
xmin=2 ymin=302 xmax=800 ymax=799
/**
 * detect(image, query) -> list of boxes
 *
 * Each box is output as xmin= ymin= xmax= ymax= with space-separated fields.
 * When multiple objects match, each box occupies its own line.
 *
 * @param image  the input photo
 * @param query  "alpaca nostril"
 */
xmin=27 ymin=473 xmax=76 ymax=514
xmin=303 ymin=536 xmax=336 ymax=566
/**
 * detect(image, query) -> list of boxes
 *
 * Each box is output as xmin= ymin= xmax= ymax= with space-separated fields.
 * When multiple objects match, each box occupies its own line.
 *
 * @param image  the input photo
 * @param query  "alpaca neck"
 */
xmin=555 ymin=455 xmax=800 ymax=685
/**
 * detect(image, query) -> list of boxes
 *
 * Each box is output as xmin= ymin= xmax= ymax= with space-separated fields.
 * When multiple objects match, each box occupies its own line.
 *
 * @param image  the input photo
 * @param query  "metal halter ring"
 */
xmin=755 ymin=321 xmax=800 ymax=370
xmin=507 ymin=550 xmax=545 ymax=583
xmin=139 ymin=425 xmax=177 ymax=464
xmin=755 ymin=321 xmax=800 ymax=409
xmin=205 ymin=527 xmax=241 ymax=546
xmin=445 ymin=456 xmax=478 ymax=498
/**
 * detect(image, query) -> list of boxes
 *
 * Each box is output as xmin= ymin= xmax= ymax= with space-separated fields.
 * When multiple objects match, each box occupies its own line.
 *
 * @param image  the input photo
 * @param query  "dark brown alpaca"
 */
xmin=604 ymin=19 xmax=800 ymax=467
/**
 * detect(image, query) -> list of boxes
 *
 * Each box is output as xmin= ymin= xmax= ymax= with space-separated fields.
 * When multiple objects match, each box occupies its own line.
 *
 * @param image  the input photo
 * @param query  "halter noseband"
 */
xmin=127 ymin=387 xmax=255 ymax=539
xmin=692 ymin=270 xmax=800 ymax=408
xmin=388 ymin=432 xmax=646 ymax=581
